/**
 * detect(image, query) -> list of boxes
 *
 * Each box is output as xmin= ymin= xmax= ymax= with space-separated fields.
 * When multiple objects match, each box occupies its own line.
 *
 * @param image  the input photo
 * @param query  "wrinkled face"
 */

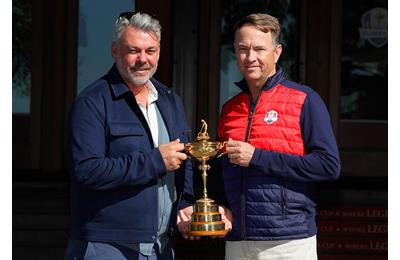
xmin=112 ymin=26 xmax=160 ymax=87
xmin=234 ymin=25 xmax=282 ymax=86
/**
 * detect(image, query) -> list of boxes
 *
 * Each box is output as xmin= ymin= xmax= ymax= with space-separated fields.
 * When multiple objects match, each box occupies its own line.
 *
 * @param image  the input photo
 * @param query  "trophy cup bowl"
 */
xmin=184 ymin=120 xmax=228 ymax=237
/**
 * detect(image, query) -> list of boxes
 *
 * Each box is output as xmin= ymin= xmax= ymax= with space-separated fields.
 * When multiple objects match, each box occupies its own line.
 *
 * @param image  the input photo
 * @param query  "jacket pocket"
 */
xmin=108 ymin=122 xmax=147 ymax=156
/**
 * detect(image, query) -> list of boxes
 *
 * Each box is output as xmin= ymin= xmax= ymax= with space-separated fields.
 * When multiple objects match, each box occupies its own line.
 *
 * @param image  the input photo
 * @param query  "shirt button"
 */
xmin=152 ymin=236 xmax=156 ymax=239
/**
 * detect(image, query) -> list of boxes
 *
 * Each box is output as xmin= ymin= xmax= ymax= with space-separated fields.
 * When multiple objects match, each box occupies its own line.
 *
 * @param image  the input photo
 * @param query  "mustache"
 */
xmin=129 ymin=64 xmax=152 ymax=70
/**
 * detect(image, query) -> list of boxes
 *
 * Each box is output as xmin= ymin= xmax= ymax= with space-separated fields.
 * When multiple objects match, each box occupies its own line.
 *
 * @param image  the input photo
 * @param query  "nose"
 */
xmin=137 ymin=50 xmax=148 ymax=64
xmin=246 ymin=49 xmax=256 ymax=63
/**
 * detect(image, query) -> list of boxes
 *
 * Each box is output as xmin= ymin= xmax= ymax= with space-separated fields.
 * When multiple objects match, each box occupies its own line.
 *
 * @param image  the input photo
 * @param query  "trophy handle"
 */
xmin=183 ymin=143 xmax=192 ymax=158
xmin=216 ymin=141 xmax=227 ymax=158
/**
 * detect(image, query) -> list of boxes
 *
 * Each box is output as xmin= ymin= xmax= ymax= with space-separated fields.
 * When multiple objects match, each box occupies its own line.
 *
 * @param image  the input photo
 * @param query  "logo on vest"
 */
xmin=264 ymin=110 xmax=278 ymax=124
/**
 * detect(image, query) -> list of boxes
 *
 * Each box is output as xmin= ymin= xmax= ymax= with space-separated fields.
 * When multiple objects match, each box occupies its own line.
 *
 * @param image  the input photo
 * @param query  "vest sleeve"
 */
xmin=249 ymin=92 xmax=341 ymax=182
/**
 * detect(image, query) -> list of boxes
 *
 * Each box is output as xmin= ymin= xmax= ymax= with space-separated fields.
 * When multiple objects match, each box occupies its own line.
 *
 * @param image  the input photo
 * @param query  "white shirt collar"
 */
xmin=147 ymin=80 xmax=158 ymax=104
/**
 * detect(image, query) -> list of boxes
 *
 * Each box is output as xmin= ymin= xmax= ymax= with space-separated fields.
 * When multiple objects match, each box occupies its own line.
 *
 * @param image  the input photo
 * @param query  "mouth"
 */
xmin=245 ymin=66 xmax=259 ymax=71
xmin=131 ymin=66 xmax=151 ymax=75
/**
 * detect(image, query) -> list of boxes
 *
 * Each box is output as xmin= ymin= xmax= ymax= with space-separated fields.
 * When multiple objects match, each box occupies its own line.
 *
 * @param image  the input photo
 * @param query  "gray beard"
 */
xmin=116 ymin=60 xmax=156 ymax=86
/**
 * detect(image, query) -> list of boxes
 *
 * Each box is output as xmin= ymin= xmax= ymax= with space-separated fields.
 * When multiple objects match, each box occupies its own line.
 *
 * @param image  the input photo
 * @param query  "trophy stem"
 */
xmin=199 ymin=158 xmax=210 ymax=199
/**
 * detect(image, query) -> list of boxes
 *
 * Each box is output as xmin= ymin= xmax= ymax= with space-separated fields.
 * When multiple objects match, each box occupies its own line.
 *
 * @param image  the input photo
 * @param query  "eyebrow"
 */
xmin=236 ymin=43 xmax=266 ymax=48
xmin=125 ymin=44 xmax=159 ymax=50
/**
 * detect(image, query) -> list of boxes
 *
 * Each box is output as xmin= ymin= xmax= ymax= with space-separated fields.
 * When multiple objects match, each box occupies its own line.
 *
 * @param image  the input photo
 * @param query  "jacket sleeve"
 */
xmin=249 ymin=91 xmax=341 ymax=182
xmin=68 ymin=95 xmax=167 ymax=190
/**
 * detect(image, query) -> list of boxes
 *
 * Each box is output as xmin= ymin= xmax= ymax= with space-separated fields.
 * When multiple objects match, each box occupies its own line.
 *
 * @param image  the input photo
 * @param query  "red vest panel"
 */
xmin=218 ymin=84 xmax=306 ymax=156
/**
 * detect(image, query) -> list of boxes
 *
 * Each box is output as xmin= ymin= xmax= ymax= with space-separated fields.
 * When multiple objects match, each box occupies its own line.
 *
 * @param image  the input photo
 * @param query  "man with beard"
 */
xmin=65 ymin=12 xmax=199 ymax=259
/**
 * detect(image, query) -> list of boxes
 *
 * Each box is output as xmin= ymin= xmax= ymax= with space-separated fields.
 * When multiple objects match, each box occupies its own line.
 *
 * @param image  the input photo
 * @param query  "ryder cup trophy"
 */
xmin=184 ymin=119 xmax=228 ymax=237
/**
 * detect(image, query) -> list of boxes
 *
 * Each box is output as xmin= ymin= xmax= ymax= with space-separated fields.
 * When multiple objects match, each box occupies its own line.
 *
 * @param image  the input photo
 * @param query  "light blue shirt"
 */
xmin=121 ymin=81 xmax=175 ymax=256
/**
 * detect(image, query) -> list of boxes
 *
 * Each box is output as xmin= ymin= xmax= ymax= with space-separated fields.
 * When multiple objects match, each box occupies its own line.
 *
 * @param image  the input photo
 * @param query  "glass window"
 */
xmin=219 ymin=0 xmax=300 ymax=109
xmin=77 ymin=0 xmax=134 ymax=93
xmin=340 ymin=1 xmax=387 ymax=120
xmin=12 ymin=0 xmax=32 ymax=114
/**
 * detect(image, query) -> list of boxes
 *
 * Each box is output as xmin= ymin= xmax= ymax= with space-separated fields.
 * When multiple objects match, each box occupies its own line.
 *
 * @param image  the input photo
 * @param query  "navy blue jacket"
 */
xmin=67 ymin=65 xmax=194 ymax=243
xmin=211 ymin=66 xmax=340 ymax=241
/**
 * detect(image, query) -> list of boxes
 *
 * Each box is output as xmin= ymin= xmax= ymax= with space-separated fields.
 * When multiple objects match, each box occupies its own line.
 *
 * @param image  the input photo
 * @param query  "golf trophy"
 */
xmin=184 ymin=119 xmax=228 ymax=236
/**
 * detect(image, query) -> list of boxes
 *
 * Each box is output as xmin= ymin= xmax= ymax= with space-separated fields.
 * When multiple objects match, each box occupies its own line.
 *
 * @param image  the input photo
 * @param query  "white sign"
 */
xmin=359 ymin=7 xmax=388 ymax=48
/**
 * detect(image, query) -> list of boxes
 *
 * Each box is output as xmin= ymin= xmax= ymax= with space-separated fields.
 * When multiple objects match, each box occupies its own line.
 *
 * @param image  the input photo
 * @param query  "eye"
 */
xmin=146 ymin=49 xmax=157 ymax=55
xmin=254 ymin=47 xmax=266 ymax=53
xmin=237 ymin=47 xmax=248 ymax=53
xmin=129 ymin=48 xmax=139 ymax=54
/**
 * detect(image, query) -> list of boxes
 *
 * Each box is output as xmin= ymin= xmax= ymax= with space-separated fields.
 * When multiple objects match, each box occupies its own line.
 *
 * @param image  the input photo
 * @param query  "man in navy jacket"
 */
xmin=213 ymin=13 xmax=340 ymax=259
xmin=65 ymin=12 xmax=194 ymax=259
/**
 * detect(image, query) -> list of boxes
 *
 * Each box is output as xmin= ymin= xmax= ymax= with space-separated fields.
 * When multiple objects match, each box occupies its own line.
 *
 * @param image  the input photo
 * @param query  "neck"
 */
xmin=247 ymin=78 xmax=266 ymax=102
xmin=130 ymin=84 xmax=149 ymax=108
xmin=247 ymin=68 xmax=277 ymax=102
xmin=248 ymin=86 xmax=261 ymax=103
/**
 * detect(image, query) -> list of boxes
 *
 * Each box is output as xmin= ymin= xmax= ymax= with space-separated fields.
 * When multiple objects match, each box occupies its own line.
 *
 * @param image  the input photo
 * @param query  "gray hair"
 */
xmin=114 ymin=12 xmax=161 ymax=43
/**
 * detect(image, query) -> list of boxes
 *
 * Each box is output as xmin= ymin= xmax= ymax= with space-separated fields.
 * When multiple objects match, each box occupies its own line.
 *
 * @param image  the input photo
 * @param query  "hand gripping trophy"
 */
xmin=184 ymin=119 xmax=228 ymax=236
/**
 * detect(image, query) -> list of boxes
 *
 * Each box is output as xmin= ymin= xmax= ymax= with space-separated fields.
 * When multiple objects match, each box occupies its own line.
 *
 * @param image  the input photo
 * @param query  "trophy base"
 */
xmin=188 ymin=229 xmax=228 ymax=237
xmin=188 ymin=198 xmax=228 ymax=237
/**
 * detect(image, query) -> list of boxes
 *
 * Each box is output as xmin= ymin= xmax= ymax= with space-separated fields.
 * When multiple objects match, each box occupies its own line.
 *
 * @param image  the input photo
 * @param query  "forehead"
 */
xmin=120 ymin=27 xmax=160 ymax=48
xmin=234 ymin=25 xmax=273 ymax=46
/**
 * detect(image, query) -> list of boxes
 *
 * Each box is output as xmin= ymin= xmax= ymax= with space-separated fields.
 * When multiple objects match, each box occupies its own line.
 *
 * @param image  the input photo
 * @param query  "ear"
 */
xmin=156 ymin=44 xmax=161 ymax=60
xmin=111 ymin=41 xmax=118 ymax=60
xmin=273 ymin=44 xmax=282 ymax=64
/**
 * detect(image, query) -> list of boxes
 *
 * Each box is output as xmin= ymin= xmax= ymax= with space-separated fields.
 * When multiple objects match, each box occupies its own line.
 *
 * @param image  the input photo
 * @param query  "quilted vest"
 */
xmin=218 ymin=83 xmax=307 ymax=155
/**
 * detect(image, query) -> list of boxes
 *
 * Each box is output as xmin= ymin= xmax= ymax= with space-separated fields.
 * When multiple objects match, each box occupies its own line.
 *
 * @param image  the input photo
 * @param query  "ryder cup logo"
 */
xmin=264 ymin=110 xmax=278 ymax=124
xmin=359 ymin=8 xmax=387 ymax=48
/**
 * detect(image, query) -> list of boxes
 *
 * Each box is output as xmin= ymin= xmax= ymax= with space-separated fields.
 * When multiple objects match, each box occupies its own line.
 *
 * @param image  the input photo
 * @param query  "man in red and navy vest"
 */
xmin=214 ymin=13 xmax=340 ymax=259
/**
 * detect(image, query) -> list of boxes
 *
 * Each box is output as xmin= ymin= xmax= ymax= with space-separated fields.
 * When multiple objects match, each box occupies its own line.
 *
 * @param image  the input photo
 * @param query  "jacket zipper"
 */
xmin=280 ymin=185 xmax=287 ymax=220
xmin=240 ymin=96 xmax=260 ymax=239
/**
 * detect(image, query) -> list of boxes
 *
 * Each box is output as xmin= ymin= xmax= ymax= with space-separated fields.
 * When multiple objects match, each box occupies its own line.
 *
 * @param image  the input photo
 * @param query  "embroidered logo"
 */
xmin=264 ymin=110 xmax=278 ymax=124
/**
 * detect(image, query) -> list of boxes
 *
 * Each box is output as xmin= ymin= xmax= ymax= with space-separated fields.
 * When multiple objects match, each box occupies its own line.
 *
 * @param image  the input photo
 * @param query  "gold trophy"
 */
xmin=184 ymin=119 xmax=228 ymax=237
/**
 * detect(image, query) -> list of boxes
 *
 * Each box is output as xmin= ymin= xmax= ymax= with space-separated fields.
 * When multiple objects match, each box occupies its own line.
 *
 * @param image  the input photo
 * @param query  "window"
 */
xmin=13 ymin=0 xmax=32 ymax=114
xmin=340 ymin=1 xmax=387 ymax=120
xmin=77 ymin=0 xmax=134 ymax=93
xmin=338 ymin=0 xmax=387 ymax=177
xmin=219 ymin=0 xmax=300 ymax=108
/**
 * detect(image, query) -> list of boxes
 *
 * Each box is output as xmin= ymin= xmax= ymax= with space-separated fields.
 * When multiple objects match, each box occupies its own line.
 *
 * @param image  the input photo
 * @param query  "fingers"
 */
xmin=187 ymin=235 xmax=201 ymax=240
xmin=219 ymin=206 xmax=233 ymax=232
xmin=177 ymin=208 xmax=201 ymax=240
xmin=226 ymin=138 xmax=237 ymax=147
xmin=224 ymin=219 xmax=232 ymax=231
xmin=159 ymin=139 xmax=189 ymax=171
xmin=225 ymin=140 xmax=254 ymax=167
xmin=226 ymin=139 xmax=241 ymax=154
xmin=177 ymin=151 xmax=188 ymax=161
xmin=177 ymin=211 xmax=190 ymax=239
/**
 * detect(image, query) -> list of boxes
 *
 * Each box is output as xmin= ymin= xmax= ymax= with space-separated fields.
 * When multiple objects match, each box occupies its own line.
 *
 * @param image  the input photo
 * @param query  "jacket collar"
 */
xmin=106 ymin=63 xmax=176 ymax=139
xmin=235 ymin=65 xmax=286 ymax=93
